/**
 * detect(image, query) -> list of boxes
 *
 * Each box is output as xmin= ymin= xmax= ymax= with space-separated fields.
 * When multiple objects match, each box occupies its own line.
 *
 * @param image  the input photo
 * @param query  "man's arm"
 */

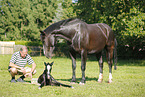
xmin=9 ymin=62 xmax=24 ymax=70
xmin=27 ymin=62 xmax=36 ymax=78
xmin=31 ymin=62 xmax=36 ymax=74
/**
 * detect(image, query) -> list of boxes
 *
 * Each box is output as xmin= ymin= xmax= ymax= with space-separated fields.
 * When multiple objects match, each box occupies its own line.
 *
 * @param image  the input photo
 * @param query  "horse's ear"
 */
xmin=44 ymin=62 xmax=46 ymax=66
xmin=50 ymin=61 xmax=54 ymax=66
xmin=40 ymin=31 xmax=46 ymax=35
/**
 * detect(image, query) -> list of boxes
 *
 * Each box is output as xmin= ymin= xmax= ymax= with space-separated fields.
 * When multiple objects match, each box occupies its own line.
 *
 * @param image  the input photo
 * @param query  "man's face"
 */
xmin=20 ymin=50 xmax=28 ymax=58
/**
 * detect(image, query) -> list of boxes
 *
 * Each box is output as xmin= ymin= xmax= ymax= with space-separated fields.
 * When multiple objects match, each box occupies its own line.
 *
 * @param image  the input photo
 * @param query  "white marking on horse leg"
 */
xmin=43 ymin=45 xmax=45 ymax=55
xmin=108 ymin=73 xmax=113 ymax=83
xmin=79 ymin=82 xmax=85 ymax=85
xmin=109 ymin=73 xmax=112 ymax=80
xmin=98 ymin=73 xmax=103 ymax=83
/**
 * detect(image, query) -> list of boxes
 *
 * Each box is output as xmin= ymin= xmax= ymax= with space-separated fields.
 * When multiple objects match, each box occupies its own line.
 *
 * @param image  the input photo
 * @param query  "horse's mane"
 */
xmin=44 ymin=18 xmax=84 ymax=34
xmin=62 ymin=18 xmax=85 ymax=26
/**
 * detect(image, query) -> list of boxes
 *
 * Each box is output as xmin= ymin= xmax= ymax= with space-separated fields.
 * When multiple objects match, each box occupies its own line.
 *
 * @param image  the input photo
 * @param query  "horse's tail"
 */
xmin=114 ymin=38 xmax=117 ymax=70
xmin=50 ymin=75 xmax=74 ymax=88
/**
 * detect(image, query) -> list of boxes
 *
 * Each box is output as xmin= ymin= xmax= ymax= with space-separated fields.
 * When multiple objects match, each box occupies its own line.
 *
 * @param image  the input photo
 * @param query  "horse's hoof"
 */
xmin=98 ymin=79 xmax=103 ymax=83
xmin=71 ymin=79 xmax=76 ymax=83
xmin=71 ymin=86 xmax=74 ymax=89
xmin=108 ymin=79 xmax=113 ymax=83
xmin=38 ymin=87 xmax=41 ymax=89
xmin=79 ymin=82 xmax=85 ymax=85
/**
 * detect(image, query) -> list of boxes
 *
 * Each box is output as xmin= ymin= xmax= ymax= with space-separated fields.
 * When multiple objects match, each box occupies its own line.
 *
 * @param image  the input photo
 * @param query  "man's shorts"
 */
xmin=8 ymin=66 xmax=36 ymax=75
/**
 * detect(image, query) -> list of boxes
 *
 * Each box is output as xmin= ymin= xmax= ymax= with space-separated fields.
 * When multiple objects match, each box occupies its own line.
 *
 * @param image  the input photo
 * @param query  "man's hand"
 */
xmin=17 ymin=67 xmax=26 ymax=75
xmin=28 ymin=73 xmax=32 ymax=79
xmin=19 ymin=67 xmax=25 ymax=71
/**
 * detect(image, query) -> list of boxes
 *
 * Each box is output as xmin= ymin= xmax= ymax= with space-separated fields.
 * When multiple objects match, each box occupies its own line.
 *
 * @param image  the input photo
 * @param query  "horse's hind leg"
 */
xmin=114 ymin=39 xmax=117 ymax=70
xmin=96 ymin=52 xmax=103 ymax=83
xmin=80 ymin=49 xmax=87 ymax=84
xmin=106 ymin=47 xmax=114 ymax=83
xmin=69 ymin=49 xmax=76 ymax=83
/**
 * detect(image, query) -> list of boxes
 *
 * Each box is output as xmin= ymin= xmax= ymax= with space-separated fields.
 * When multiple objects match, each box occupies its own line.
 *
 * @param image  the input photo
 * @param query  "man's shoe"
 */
xmin=11 ymin=79 xmax=16 ymax=83
xmin=17 ymin=78 xmax=25 ymax=82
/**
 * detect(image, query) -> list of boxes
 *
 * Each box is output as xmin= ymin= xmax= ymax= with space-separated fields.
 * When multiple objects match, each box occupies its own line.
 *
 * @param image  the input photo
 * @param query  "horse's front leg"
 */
xmin=80 ymin=49 xmax=87 ymax=85
xmin=69 ymin=49 xmax=76 ymax=83
xmin=107 ymin=49 xmax=114 ymax=83
xmin=96 ymin=52 xmax=103 ymax=83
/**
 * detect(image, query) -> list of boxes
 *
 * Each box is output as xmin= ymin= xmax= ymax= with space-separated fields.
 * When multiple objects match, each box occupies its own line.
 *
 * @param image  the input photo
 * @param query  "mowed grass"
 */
xmin=0 ymin=55 xmax=145 ymax=97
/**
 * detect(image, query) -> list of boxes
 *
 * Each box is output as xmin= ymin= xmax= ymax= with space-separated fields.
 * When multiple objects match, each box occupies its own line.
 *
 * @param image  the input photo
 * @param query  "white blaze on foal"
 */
xmin=47 ymin=65 xmax=51 ymax=79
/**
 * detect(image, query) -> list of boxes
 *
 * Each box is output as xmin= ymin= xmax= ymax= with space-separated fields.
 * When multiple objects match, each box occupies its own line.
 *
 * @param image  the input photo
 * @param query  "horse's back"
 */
xmin=85 ymin=23 xmax=115 ymax=53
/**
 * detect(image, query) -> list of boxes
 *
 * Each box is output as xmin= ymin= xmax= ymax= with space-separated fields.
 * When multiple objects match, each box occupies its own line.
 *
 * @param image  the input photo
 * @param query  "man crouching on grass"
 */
xmin=8 ymin=46 xmax=36 ymax=83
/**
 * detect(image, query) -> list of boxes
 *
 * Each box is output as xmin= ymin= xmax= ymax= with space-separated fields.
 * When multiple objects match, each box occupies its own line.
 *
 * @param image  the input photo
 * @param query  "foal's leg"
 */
xmin=80 ymin=49 xmax=87 ymax=85
xmin=39 ymin=75 xmax=46 ymax=89
xmin=69 ymin=49 xmax=76 ymax=83
xmin=96 ymin=52 xmax=103 ymax=83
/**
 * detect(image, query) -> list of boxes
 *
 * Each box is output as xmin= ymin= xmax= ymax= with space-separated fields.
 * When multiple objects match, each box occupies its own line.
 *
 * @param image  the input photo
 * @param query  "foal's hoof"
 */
xmin=108 ymin=79 xmax=113 ymax=83
xmin=79 ymin=82 xmax=85 ymax=85
xmin=98 ymin=79 xmax=103 ymax=83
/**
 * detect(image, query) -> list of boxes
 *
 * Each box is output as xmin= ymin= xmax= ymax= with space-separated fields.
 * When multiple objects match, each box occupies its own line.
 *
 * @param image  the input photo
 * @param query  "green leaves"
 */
xmin=0 ymin=0 xmax=144 ymax=58
xmin=0 ymin=0 xmax=57 ymax=41
xmin=123 ymin=7 xmax=145 ymax=37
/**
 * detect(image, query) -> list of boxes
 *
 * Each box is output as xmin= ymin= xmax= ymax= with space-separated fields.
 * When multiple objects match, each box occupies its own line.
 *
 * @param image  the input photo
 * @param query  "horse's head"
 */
xmin=40 ymin=18 xmax=79 ymax=58
xmin=40 ymin=31 xmax=56 ymax=59
xmin=44 ymin=62 xmax=54 ymax=79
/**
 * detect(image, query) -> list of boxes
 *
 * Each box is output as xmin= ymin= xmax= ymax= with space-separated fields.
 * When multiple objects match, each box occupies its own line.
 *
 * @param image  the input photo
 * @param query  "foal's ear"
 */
xmin=50 ymin=61 xmax=54 ymax=66
xmin=44 ymin=62 xmax=47 ymax=66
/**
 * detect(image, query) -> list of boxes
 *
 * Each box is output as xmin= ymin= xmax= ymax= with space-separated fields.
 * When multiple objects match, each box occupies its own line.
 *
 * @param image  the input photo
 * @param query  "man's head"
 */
xmin=20 ymin=46 xmax=28 ymax=58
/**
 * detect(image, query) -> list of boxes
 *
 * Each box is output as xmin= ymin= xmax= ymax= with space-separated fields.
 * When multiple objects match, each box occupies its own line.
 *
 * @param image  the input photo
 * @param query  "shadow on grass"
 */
xmin=53 ymin=55 xmax=145 ymax=66
xmin=87 ymin=56 xmax=145 ymax=66
xmin=55 ymin=76 xmax=98 ymax=84
xmin=116 ymin=60 xmax=145 ymax=66
xmin=8 ymin=80 xmax=31 ymax=84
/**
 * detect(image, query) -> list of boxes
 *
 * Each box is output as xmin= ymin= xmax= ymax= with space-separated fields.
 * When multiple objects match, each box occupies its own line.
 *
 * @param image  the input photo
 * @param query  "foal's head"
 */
xmin=44 ymin=62 xmax=54 ymax=79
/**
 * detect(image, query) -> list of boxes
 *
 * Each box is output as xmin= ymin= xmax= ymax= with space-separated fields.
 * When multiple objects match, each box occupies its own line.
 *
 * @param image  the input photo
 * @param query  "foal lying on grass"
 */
xmin=38 ymin=62 xmax=73 ymax=89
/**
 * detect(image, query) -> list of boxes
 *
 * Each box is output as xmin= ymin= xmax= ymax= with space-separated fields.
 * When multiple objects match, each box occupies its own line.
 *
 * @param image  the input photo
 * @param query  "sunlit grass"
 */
xmin=0 ymin=55 xmax=145 ymax=97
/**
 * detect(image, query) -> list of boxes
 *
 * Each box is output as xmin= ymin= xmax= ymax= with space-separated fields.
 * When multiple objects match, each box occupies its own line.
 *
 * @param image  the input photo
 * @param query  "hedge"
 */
xmin=15 ymin=41 xmax=42 ymax=46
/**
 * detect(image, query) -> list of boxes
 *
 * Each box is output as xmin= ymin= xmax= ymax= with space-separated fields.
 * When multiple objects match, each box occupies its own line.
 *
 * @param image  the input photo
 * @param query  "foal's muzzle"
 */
xmin=47 ymin=74 xmax=51 ymax=79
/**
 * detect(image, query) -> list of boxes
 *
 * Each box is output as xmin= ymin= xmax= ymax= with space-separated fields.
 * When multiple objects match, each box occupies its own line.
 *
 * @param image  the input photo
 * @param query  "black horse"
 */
xmin=38 ymin=62 xmax=73 ymax=89
xmin=40 ymin=18 xmax=117 ymax=84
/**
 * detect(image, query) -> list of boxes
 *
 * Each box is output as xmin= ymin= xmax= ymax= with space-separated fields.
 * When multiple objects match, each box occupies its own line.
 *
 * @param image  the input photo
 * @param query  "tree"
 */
xmin=0 ymin=0 xmax=58 ymax=41
xmin=53 ymin=0 xmax=77 ymax=22
xmin=74 ymin=0 xmax=145 ymax=59
xmin=0 ymin=0 xmax=144 ymax=58
xmin=61 ymin=0 xmax=77 ymax=19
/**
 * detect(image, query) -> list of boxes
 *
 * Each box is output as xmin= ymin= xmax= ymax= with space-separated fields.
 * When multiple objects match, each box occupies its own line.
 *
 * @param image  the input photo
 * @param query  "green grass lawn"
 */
xmin=0 ymin=55 xmax=145 ymax=97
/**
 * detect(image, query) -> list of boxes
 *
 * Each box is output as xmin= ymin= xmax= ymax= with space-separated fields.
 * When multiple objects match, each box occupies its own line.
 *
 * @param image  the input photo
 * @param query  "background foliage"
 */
xmin=0 ymin=0 xmax=144 ymax=59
